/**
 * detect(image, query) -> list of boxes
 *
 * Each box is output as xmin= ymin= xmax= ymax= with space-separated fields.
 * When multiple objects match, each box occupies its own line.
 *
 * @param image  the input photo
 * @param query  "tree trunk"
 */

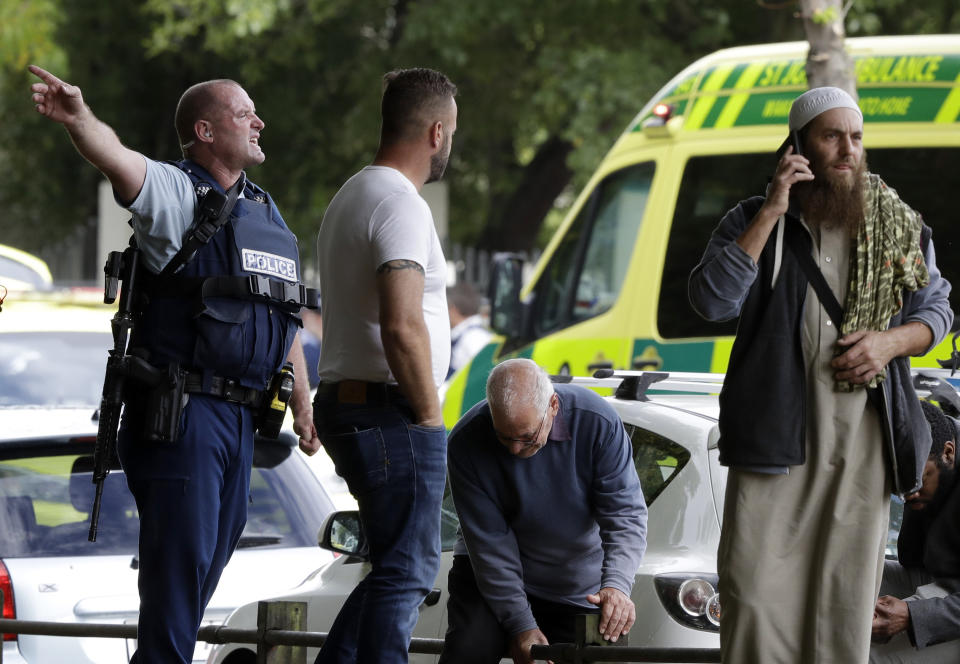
xmin=799 ymin=0 xmax=856 ymax=97
xmin=479 ymin=135 xmax=574 ymax=252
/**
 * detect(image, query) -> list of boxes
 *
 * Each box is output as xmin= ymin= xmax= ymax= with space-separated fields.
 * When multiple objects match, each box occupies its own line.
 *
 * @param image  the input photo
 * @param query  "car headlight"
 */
xmin=653 ymin=573 xmax=721 ymax=632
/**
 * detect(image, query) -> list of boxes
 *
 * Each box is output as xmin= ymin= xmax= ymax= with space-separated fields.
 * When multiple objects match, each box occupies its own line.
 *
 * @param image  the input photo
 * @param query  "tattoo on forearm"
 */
xmin=377 ymin=259 xmax=424 ymax=275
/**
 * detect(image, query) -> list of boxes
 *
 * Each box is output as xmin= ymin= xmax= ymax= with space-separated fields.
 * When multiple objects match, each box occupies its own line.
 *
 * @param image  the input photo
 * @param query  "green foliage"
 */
xmin=145 ymin=0 xmax=295 ymax=55
xmin=0 ymin=0 xmax=954 ymax=272
xmin=812 ymin=6 xmax=840 ymax=25
xmin=847 ymin=0 xmax=960 ymax=35
xmin=0 ymin=0 xmax=66 ymax=74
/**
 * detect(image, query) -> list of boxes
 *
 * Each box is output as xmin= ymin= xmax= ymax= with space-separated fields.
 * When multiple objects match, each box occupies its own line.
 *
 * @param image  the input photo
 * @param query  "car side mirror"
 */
xmin=318 ymin=510 xmax=368 ymax=558
xmin=488 ymin=252 xmax=525 ymax=338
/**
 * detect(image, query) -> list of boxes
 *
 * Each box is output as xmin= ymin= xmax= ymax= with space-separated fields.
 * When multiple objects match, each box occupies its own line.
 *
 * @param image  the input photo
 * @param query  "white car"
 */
xmin=0 ymin=295 xmax=338 ymax=664
xmin=208 ymin=372 xmax=728 ymax=663
xmin=207 ymin=368 xmax=960 ymax=663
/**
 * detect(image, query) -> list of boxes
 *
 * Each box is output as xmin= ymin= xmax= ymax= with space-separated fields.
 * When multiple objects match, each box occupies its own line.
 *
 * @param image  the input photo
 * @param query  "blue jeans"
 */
xmin=314 ymin=393 xmax=447 ymax=664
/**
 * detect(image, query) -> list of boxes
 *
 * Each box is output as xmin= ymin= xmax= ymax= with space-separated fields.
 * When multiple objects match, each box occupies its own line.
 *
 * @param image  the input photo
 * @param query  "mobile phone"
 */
xmin=791 ymin=130 xmax=803 ymax=156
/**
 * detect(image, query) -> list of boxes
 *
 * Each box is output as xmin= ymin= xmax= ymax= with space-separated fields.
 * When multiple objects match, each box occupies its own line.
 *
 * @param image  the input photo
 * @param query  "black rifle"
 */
xmin=90 ymin=246 xmax=139 ymax=541
xmin=90 ymin=243 xmax=166 ymax=541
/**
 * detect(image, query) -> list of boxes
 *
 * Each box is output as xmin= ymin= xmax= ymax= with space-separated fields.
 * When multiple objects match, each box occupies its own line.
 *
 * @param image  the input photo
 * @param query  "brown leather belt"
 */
xmin=315 ymin=380 xmax=403 ymax=405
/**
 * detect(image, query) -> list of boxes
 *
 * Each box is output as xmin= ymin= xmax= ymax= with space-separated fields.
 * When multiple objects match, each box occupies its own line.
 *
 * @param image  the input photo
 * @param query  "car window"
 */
xmin=656 ymin=152 xmax=775 ymax=340
xmin=0 ymin=332 xmax=110 ymax=407
xmin=531 ymin=163 xmax=655 ymax=338
xmin=0 ymin=442 xmax=332 ymax=558
xmin=657 ymin=147 xmax=960 ymax=340
xmin=624 ymin=424 xmax=691 ymax=505
xmin=0 ymin=454 xmax=137 ymax=557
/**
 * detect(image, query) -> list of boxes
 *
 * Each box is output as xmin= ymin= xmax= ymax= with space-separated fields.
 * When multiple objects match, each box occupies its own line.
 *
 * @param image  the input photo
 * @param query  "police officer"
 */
xmin=29 ymin=65 xmax=321 ymax=664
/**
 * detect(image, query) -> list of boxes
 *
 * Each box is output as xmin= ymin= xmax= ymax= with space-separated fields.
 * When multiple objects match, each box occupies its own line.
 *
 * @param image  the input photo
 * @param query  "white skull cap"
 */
xmin=788 ymin=86 xmax=862 ymax=132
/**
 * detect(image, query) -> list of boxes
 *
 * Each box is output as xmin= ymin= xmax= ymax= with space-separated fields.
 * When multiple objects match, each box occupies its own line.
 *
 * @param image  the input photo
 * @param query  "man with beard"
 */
xmin=689 ymin=87 xmax=952 ymax=663
xmin=313 ymin=68 xmax=456 ymax=664
xmin=870 ymin=400 xmax=960 ymax=662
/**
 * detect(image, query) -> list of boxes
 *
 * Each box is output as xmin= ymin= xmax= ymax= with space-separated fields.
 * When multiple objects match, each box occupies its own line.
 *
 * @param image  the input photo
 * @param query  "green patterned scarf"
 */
xmin=837 ymin=173 xmax=929 ymax=391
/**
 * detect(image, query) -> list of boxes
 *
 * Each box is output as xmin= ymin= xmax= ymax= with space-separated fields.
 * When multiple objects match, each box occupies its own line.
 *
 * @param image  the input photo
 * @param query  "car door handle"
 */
xmin=423 ymin=588 xmax=442 ymax=607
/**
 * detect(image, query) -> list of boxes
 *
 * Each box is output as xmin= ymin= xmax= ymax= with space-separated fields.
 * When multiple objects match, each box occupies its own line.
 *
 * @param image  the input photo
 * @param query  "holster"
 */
xmin=123 ymin=353 xmax=187 ymax=444
xmin=142 ymin=363 xmax=187 ymax=443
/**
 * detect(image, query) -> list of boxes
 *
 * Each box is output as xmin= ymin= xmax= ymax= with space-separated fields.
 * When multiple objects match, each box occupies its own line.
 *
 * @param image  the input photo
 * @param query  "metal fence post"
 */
xmin=256 ymin=600 xmax=308 ymax=664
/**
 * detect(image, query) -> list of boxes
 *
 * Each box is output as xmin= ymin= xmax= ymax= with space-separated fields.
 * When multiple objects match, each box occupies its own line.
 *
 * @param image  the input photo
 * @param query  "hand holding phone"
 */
xmin=791 ymin=130 xmax=803 ymax=157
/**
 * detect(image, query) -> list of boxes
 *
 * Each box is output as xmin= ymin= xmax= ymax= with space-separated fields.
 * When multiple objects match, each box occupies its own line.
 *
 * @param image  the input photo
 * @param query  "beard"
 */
xmin=426 ymin=133 xmax=451 ymax=184
xmin=792 ymin=150 xmax=867 ymax=236
xmin=931 ymin=463 xmax=958 ymax=514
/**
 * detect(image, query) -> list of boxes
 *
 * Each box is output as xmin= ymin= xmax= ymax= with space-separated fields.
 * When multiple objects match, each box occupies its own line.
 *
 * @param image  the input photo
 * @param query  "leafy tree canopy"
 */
xmin=0 ymin=0 xmax=953 ymax=274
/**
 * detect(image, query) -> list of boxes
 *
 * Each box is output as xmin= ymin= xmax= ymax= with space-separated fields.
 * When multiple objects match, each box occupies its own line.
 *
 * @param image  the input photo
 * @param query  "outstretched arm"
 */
xmin=29 ymin=64 xmax=146 ymax=204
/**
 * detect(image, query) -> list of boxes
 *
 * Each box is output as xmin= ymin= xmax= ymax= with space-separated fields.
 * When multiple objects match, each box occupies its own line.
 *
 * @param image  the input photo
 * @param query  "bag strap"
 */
xmin=784 ymin=223 xmax=885 ymax=408
xmin=784 ymin=224 xmax=845 ymax=329
xmin=159 ymin=173 xmax=246 ymax=278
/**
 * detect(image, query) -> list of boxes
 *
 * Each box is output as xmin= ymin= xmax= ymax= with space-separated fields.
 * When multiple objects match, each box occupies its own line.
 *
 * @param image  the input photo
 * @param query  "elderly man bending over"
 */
xmin=440 ymin=358 xmax=648 ymax=664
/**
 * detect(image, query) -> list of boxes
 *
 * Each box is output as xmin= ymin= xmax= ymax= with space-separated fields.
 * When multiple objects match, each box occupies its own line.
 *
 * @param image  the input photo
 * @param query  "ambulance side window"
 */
xmin=864 ymin=147 xmax=960 ymax=317
xmin=531 ymin=162 xmax=655 ymax=338
xmin=657 ymin=153 xmax=775 ymax=339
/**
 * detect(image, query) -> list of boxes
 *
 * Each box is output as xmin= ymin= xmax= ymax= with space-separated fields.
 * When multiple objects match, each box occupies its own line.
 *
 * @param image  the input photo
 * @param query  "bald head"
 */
xmin=486 ymin=359 xmax=554 ymax=421
xmin=175 ymin=79 xmax=241 ymax=156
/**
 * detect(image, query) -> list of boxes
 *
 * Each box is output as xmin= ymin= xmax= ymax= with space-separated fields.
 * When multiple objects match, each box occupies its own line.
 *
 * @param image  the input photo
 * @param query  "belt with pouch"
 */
xmin=315 ymin=380 xmax=403 ymax=405
xmin=183 ymin=372 xmax=264 ymax=407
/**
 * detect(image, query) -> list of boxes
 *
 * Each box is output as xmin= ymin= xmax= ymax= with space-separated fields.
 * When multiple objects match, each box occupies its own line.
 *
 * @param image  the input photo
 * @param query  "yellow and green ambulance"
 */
xmin=443 ymin=34 xmax=960 ymax=426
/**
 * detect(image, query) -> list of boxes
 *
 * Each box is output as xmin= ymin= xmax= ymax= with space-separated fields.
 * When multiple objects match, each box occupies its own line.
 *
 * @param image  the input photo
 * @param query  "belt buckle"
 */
xmin=338 ymin=381 xmax=366 ymax=404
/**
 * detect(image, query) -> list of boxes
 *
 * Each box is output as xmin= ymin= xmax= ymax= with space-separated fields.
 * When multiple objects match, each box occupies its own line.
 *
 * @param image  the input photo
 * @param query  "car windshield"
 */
xmin=0 ymin=440 xmax=333 ymax=558
xmin=0 ymin=332 xmax=110 ymax=407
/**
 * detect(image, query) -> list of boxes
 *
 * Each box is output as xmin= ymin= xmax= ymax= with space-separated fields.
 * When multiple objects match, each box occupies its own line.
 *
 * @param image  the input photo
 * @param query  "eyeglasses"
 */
xmin=495 ymin=401 xmax=550 ymax=448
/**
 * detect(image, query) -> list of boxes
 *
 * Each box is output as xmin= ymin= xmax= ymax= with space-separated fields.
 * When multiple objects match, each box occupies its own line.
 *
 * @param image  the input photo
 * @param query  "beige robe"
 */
xmin=719 ymin=223 xmax=891 ymax=664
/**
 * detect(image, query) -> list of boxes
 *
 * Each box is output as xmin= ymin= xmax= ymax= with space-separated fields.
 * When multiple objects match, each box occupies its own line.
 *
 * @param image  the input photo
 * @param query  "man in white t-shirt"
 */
xmin=313 ymin=68 xmax=457 ymax=664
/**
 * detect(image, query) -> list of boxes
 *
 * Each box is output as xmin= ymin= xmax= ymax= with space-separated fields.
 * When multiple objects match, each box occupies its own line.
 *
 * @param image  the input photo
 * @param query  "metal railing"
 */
xmin=0 ymin=604 xmax=720 ymax=663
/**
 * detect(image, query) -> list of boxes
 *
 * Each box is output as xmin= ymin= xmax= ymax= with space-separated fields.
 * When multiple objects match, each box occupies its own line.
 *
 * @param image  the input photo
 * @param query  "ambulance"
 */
xmin=443 ymin=34 xmax=960 ymax=426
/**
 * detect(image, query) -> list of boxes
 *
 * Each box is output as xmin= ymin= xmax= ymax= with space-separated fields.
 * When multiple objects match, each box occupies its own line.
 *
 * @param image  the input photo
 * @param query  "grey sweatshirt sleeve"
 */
xmin=688 ymin=199 xmax=763 ymax=322
xmin=593 ymin=420 xmax=648 ymax=595
xmin=907 ymin=591 xmax=960 ymax=648
xmin=448 ymin=433 xmax=538 ymax=636
xmin=901 ymin=232 xmax=953 ymax=353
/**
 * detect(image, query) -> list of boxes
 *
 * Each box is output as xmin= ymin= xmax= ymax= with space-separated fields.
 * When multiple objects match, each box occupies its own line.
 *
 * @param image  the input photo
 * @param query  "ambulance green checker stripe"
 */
xmin=633 ymin=53 xmax=960 ymax=131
